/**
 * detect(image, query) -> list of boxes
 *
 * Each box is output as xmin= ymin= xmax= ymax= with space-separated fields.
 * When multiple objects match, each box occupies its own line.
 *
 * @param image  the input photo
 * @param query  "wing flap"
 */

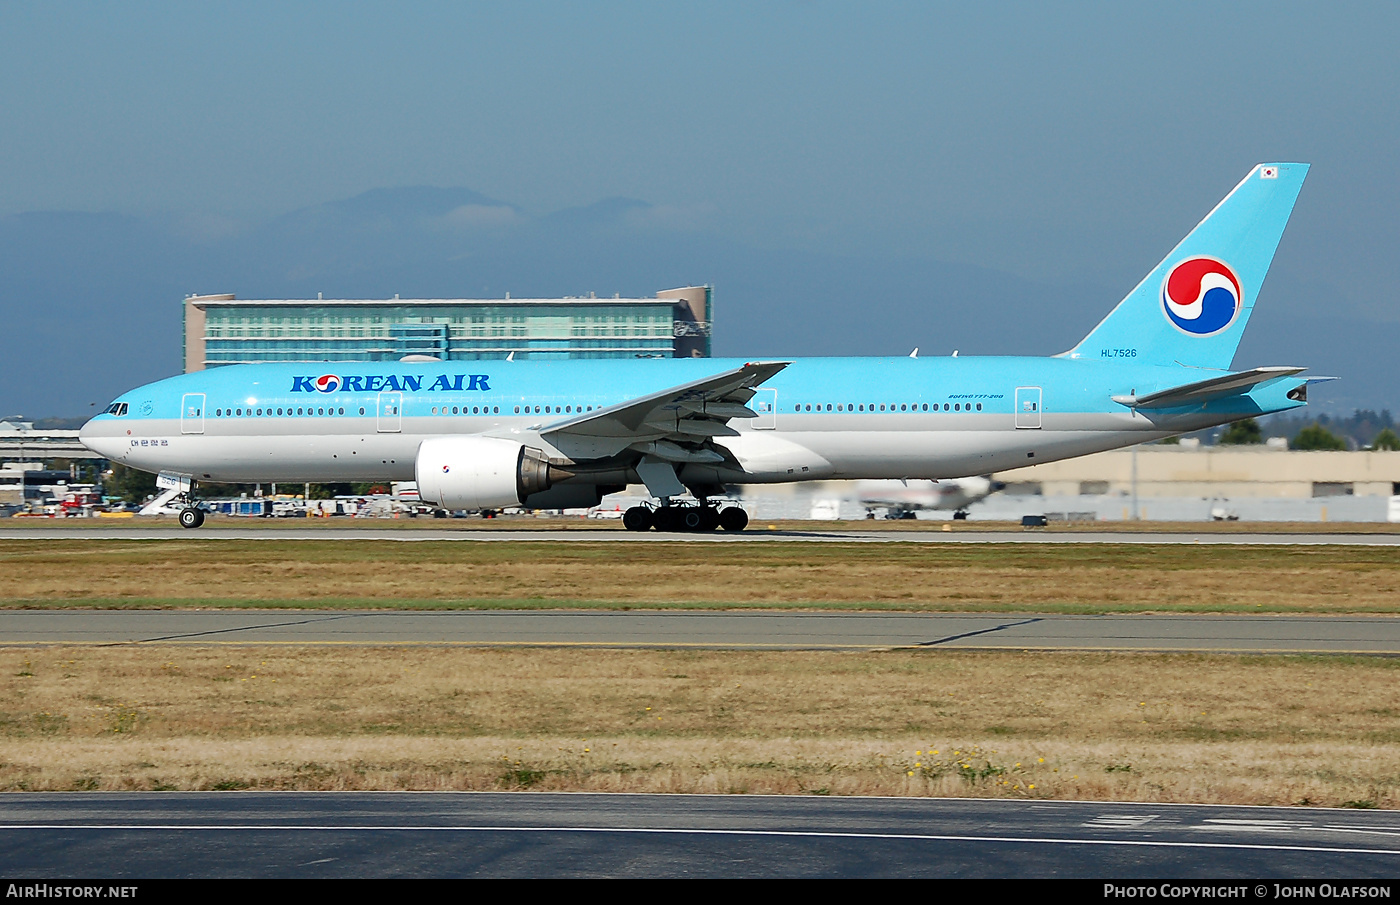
xmin=1112 ymin=366 xmax=1306 ymax=409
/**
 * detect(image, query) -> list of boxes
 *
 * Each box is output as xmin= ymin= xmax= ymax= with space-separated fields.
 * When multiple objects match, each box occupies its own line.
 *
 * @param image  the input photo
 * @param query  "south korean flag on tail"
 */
xmin=1260 ymin=166 xmax=1279 ymax=179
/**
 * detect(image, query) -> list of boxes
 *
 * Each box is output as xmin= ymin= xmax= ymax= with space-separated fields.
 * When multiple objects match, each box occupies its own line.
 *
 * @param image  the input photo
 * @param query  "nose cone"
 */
xmin=79 ymin=417 xmax=126 ymax=460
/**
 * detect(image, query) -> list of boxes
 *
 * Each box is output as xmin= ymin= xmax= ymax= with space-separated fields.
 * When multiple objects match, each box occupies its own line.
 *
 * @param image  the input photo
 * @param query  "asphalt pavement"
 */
xmin=3 ymin=610 xmax=1400 ymax=654
xmin=3 ymin=525 xmax=1399 ymax=544
xmin=3 ymin=793 xmax=1398 ymax=878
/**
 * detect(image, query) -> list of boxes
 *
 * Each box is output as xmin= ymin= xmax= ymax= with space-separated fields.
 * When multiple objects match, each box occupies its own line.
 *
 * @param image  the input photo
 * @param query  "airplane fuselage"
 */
xmin=80 ymin=355 xmax=1305 ymax=487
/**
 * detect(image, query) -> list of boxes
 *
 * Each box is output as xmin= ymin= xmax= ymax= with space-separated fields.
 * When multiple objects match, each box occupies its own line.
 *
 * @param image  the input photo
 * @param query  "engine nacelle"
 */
xmin=415 ymin=437 xmax=553 ymax=510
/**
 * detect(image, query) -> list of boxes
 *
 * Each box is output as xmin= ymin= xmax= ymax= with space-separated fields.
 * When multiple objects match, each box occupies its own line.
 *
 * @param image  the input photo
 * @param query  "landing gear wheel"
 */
xmin=649 ymin=506 xmax=672 ymax=532
xmin=623 ymin=506 xmax=653 ymax=532
xmin=718 ymin=507 xmax=748 ymax=532
xmin=178 ymin=507 xmax=204 ymax=529
xmin=953 ymin=510 xmax=969 ymax=520
xmin=679 ymin=508 xmax=704 ymax=531
xmin=699 ymin=506 xmax=721 ymax=532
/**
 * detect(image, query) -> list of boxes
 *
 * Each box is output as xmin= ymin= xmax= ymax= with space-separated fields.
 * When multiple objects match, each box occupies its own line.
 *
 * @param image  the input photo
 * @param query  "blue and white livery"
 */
xmin=81 ymin=164 xmax=1316 ymax=531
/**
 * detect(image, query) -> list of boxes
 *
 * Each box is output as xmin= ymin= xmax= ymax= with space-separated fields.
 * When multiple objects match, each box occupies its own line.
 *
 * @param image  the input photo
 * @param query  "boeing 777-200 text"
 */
xmin=81 ymin=163 xmax=1318 ymax=531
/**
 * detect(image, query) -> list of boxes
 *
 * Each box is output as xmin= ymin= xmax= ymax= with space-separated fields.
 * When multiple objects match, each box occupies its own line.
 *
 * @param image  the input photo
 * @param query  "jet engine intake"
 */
xmin=415 ymin=437 xmax=554 ymax=510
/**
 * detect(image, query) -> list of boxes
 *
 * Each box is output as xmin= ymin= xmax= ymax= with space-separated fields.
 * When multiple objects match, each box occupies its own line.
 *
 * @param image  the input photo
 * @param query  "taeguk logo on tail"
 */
xmin=1161 ymin=257 xmax=1243 ymax=336
xmin=313 ymin=374 xmax=342 ymax=393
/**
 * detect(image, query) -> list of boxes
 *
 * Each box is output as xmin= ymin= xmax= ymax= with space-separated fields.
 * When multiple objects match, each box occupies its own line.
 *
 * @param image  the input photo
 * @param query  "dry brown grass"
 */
xmin=3 ymin=645 xmax=1399 ymax=807
xmin=2 ymin=539 xmax=1398 ymax=613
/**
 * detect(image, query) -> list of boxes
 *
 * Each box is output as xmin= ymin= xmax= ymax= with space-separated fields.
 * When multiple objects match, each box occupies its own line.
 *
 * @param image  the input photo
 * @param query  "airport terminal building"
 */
xmin=182 ymin=286 xmax=711 ymax=372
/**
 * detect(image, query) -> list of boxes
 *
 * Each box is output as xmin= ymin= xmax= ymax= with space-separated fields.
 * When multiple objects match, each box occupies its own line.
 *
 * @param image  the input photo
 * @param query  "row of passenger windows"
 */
xmin=212 ymin=404 xmax=593 ymax=417
xmin=510 ymin=404 xmax=595 ymax=415
xmin=211 ymin=401 xmax=985 ymax=419
xmin=216 ymin=406 xmax=361 ymax=417
xmin=794 ymin=402 xmax=983 ymax=413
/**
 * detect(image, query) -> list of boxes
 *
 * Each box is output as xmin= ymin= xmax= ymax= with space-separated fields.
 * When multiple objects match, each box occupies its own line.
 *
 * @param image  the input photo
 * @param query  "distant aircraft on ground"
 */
xmin=82 ymin=164 xmax=1317 ymax=531
xmin=857 ymin=476 xmax=1005 ymax=519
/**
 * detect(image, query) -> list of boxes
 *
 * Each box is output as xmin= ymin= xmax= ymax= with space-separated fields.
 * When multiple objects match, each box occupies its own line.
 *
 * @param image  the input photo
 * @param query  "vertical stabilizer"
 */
xmin=1066 ymin=163 xmax=1308 ymax=370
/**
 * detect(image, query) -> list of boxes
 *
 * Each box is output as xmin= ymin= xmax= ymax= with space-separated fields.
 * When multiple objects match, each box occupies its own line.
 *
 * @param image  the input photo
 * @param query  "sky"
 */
xmin=2 ymin=2 xmax=1398 ymax=416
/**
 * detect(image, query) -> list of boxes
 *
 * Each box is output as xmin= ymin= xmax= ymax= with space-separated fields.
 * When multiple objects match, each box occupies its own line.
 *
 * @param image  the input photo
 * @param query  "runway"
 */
xmin=3 ymin=792 xmax=1398 ymax=878
xmin=5 ymin=610 xmax=1400 ymax=654
xmin=3 ymin=525 xmax=1400 ymax=544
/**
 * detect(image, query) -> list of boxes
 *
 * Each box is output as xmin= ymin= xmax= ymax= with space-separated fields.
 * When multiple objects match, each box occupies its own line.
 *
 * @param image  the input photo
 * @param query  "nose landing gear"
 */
xmin=178 ymin=506 xmax=206 ymax=529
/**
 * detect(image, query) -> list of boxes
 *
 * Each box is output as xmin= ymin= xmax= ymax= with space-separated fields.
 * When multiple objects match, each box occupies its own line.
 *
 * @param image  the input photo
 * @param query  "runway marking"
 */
xmin=1 ymin=824 xmax=1398 ymax=855
xmin=1084 ymin=815 xmax=1160 ymax=829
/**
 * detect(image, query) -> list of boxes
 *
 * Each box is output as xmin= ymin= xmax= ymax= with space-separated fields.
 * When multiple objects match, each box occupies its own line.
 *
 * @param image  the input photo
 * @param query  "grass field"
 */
xmin=2 ymin=645 xmax=1397 ymax=806
xmin=2 ymin=539 xmax=1398 ymax=613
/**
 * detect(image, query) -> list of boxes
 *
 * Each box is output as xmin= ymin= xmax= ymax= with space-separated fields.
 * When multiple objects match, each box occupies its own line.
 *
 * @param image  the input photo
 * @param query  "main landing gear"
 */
xmin=622 ymin=502 xmax=749 ymax=533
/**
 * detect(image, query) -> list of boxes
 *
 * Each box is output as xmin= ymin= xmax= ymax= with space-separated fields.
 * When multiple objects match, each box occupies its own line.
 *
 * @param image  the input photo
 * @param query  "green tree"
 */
xmin=1219 ymin=418 xmax=1263 ymax=445
xmin=105 ymin=463 xmax=157 ymax=504
xmin=1371 ymin=428 xmax=1400 ymax=451
xmin=1292 ymin=423 xmax=1348 ymax=451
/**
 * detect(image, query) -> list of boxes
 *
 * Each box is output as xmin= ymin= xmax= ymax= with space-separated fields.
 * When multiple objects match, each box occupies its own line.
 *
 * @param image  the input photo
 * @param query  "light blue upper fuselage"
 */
xmin=90 ymin=355 xmax=1301 ymax=423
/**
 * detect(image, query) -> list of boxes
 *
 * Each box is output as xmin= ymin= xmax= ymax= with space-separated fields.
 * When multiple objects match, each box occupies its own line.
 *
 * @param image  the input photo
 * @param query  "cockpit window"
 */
xmin=104 ymin=403 xmax=128 ymax=416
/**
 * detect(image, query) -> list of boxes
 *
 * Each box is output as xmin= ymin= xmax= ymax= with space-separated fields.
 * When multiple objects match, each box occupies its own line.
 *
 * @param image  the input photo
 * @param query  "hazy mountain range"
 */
xmin=2 ymin=186 xmax=1391 ymax=420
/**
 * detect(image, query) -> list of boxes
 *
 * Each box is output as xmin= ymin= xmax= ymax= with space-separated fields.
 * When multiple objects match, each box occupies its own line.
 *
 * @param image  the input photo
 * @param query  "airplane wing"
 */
xmin=1111 ymin=366 xmax=1306 ymax=409
xmin=539 ymin=360 xmax=791 ymax=460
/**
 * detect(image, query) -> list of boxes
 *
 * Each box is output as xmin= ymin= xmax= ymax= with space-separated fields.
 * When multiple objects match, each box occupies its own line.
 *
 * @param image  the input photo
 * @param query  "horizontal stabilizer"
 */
xmin=1111 ymin=366 xmax=1306 ymax=409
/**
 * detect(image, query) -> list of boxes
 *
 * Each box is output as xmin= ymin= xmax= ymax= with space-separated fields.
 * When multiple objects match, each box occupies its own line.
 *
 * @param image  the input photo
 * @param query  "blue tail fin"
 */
xmin=1065 ymin=163 xmax=1308 ymax=370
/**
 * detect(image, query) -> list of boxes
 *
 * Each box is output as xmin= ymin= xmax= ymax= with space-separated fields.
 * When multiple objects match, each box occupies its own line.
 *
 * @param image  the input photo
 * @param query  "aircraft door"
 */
xmin=180 ymin=393 xmax=205 ymax=434
xmin=1015 ymin=387 xmax=1042 ymax=429
xmin=377 ymin=392 xmax=402 ymax=433
xmin=752 ymin=388 xmax=777 ymax=430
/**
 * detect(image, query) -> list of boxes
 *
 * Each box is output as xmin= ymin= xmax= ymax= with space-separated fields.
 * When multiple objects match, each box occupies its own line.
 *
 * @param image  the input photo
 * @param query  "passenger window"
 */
xmin=900 ymin=404 xmax=906 ymax=411
xmin=944 ymin=403 xmax=950 ymax=411
xmin=338 ymin=408 xmax=344 ymax=415
xmin=879 ymin=405 xmax=885 ymax=411
xmin=976 ymin=403 xmax=982 ymax=411
xmin=514 ymin=406 xmax=520 ymax=413
xmin=493 ymin=406 xmax=500 ymax=414
xmin=359 ymin=407 xmax=365 ymax=415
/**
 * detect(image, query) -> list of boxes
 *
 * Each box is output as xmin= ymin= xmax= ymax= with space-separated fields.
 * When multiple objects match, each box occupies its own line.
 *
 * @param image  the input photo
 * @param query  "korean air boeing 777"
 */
xmin=80 ymin=163 xmax=1317 ymax=531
